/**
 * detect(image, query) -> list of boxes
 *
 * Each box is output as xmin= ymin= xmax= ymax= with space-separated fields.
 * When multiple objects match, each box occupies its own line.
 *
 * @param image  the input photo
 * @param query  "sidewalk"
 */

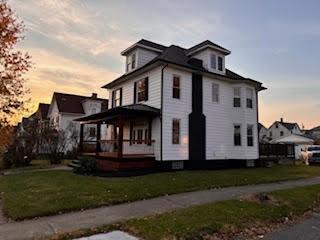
xmin=1 ymin=177 xmax=320 ymax=240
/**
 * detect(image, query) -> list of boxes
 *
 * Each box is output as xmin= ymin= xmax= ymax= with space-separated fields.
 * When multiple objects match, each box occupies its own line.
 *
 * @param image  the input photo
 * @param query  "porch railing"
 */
xmin=82 ymin=139 xmax=155 ymax=157
xmin=259 ymin=143 xmax=295 ymax=159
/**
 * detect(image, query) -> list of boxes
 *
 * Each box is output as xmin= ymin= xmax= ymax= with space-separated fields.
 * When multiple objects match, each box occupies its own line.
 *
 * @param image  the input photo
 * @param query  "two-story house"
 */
xmin=76 ymin=39 xmax=266 ymax=171
xmin=266 ymin=118 xmax=302 ymax=142
xmin=47 ymin=92 xmax=108 ymax=152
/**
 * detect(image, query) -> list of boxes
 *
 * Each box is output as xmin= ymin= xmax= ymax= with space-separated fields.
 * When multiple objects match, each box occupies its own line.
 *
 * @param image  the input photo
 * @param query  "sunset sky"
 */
xmin=9 ymin=0 xmax=320 ymax=129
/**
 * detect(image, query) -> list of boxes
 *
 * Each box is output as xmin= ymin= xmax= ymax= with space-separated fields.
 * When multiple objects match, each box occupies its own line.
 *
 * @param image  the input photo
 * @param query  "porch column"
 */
xmin=148 ymin=118 xmax=152 ymax=145
xmin=96 ymin=123 xmax=101 ymax=153
xmin=117 ymin=118 xmax=124 ymax=159
xmin=79 ymin=123 xmax=84 ymax=152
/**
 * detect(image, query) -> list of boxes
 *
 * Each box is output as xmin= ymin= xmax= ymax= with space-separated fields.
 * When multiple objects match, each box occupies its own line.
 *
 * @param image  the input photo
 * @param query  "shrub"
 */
xmin=74 ymin=157 xmax=96 ymax=175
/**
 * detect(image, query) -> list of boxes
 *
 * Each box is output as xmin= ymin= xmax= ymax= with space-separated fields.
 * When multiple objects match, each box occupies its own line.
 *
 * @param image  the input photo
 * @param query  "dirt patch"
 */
xmin=239 ymin=193 xmax=285 ymax=206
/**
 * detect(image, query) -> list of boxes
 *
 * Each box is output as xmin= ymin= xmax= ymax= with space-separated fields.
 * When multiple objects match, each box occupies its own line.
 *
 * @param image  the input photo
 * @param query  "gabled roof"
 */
xmin=279 ymin=122 xmax=299 ymax=131
xmin=121 ymin=39 xmax=167 ymax=55
xmin=137 ymin=39 xmax=167 ymax=51
xmin=53 ymin=92 xmax=107 ymax=114
xmin=185 ymin=40 xmax=231 ymax=55
xmin=103 ymin=43 xmax=265 ymax=90
xmin=258 ymin=123 xmax=267 ymax=131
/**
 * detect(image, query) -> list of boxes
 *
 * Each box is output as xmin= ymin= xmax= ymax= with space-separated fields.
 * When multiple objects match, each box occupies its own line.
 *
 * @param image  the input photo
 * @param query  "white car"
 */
xmin=301 ymin=146 xmax=320 ymax=165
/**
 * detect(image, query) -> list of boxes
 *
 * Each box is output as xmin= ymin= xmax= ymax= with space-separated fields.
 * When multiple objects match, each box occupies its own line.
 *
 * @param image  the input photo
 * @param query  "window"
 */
xmin=280 ymin=131 xmax=284 ymax=136
xmin=234 ymin=124 xmax=241 ymax=146
xmin=172 ymin=119 xmax=180 ymax=144
xmin=131 ymin=53 xmax=136 ymax=70
xmin=212 ymin=83 xmax=219 ymax=103
xmin=269 ymin=131 xmax=273 ymax=137
xmin=210 ymin=53 xmax=217 ymax=69
xmin=233 ymin=87 xmax=241 ymax=107
xmin=89 ymin=127 xmax=96 ymax=137
xmin=172 ymin=75 xmax=180 ymax=99
xmin=218 ymin=56 xmax=223 ymax=71
xmin=136 ymin=78 xmax=148 ymax=102
xmin=247 ymin=125 xmax=254 ymax=146
xmin=113 ymin=88 xmax=122 ymax=107
xmin=91 ymin=108 xmax=97 ymax=114
xmin=137 ymin=129 xmax=143 ymax=144
xmin=275 ymin=123 xmax=279 ymax=128
xmin=246 ymin=88 xmax=253 ymax=108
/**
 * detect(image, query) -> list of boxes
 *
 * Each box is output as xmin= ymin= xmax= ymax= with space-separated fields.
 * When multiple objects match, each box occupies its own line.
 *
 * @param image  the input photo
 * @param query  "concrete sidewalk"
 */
xmin=2 ymin=177 xmax=320 ymax=240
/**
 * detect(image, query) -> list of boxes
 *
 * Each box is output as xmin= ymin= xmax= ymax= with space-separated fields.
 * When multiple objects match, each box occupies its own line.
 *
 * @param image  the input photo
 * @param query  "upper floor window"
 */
xmin=280 ymin=131 xmax=284 ymax=136
xmin=131 ymin=53 xmax=136 ymax=70
xmin=172 ymin=119 xmax=180 ymax=144
xmin=135 ymin=78 xmax=148 ymax=102
xmin=233 ymin=87 xmax=241 ymax=107
xmin=91 ymin=108 xmax=97 ymax=114
xmin=212 ymin=83 xmax=219 ymax=103
xmin=172 ymin=75 xmax=180 ymax=99
xmin=234 ymin=124 xmax=241 ymax=146
xmin=246 ymin=88 xmax=253 ymax=109
xmin=210 ymin=53 xmax=217 ymax=69
xmin=269 ymin=131 xmax=273 ymax=137
xmin=275 ymin=123 xmax=279 ymax=128
xmin=112 ymin=88 xmax=122 ymax=107
xmin=247 ymin=125 xmax=254 ymax=146
xmin=218 ymin=56 xmax=223 ymax=71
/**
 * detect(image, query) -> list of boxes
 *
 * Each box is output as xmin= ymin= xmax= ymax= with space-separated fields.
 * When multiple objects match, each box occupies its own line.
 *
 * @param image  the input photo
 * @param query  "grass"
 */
xmin=0 ymin=165 xmax=320 ymax=220
xmin=53 ymin=184 xmax=320 ymax=240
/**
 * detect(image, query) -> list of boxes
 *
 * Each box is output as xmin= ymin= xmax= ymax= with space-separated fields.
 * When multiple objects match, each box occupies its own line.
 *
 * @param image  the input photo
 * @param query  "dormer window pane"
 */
xmin=131 ymin=53 xmax=136 ymax=70
xmin=246 ymin=88 xmax=253 ymax=109
xmin=210 ymin=54 xmax=217 ymax=69
xmin=218 ymin=56 xmax=223 ymax=71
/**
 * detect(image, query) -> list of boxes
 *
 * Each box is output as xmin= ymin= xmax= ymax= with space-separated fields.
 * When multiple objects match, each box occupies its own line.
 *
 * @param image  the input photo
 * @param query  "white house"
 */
xmin=47 ymin=92 xmax=108 ymax=152
xmin=266 ymin=118 xmax=302 ymax=142
xmin=271 ymin=134 xmax=314 ymax=159
xmin=77 ymin=39 xmax=266 ymax=170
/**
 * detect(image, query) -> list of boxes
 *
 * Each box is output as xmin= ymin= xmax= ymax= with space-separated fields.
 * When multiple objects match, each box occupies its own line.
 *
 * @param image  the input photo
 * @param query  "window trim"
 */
xmin=172 ymin=118 xmax=180 ymax=145
xmin=131 ymin=53 xmax=136 ymax=70
xmin=217 ymin=56 xmax=223 ymax=71
xmin=246 ymin=88 xmax=253 ymax=109
xmin=210 ymin=53 xmax=217 ymax=70
xmin=212 ymin=83 xmax=220 ymax=103
xmin=234 ymin=124 xmax=242 ymax=146
xmin=233 ymin=87 xmax=241 ymax=108
xmin=113 ymin=88 xmax=122 ymax=107
xmin=247 ymin=124 xmax=254 ymax=147
xmin=172 ymin=75 xmax=181 ymax=99
xmin=136 ymin=78 xmax=147 ymax=102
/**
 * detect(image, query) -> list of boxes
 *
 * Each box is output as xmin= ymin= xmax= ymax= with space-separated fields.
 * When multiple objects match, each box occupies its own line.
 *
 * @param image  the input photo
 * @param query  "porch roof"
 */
xmin=74 ymin=104 xmax=160 ymax=124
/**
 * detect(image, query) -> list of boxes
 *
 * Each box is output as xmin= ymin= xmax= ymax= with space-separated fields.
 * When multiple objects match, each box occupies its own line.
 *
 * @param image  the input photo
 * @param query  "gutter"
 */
xmin=160 ymin=63 xmax=168 ymax=162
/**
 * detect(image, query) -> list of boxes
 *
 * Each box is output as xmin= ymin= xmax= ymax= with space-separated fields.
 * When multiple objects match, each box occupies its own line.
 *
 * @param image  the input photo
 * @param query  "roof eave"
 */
xmin=187 ymin=44 xmax=231 ymax=56
xmin=121 ymin=43 xmax=164 ymax=56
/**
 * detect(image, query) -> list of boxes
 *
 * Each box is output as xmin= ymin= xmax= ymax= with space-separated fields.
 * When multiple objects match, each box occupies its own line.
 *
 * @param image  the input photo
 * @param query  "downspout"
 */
xmin=160 ymin=63 xmax=168 ymax=162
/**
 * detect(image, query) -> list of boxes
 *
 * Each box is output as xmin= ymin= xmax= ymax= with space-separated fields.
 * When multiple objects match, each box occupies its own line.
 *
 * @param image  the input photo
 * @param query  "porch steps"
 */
xmin=68 ymin=159 xmax=81 ymax=170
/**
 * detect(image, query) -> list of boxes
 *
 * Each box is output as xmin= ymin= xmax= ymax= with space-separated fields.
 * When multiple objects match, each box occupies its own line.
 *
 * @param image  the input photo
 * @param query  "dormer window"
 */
xmin=131 ymin=53 xmax=136 ymax=70
xmin=218 ymin=56 xmax=223 ymax=71
xmin=210 ymin=53 xmax=217 ymax=69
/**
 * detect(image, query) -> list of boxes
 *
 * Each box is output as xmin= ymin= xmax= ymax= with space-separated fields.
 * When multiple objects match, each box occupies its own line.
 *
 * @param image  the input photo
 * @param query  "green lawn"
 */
xmin=0 ymin=165 xmax=320 ymax=220
xmin=53 ymin=184 xmax=320 ymax=240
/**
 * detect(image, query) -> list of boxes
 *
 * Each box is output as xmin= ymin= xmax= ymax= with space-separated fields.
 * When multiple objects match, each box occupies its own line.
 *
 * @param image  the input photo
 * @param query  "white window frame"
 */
xmin=234 ymin=124 xmax=242 ymax=146
xmin=114 ymin=89 xmax=121 ymax=107
xmin=212 ymin=83 xmax=220 ymax=103
xmin=172 ymin=118 xmax=180 ymax=145
xmin=233 ymin=87 xmax=241 ymax=108
xmin=246 ymin=88 xmax=254 ymax=109
xmin=172 ymin=75 xmax=181 ymax=99
xmin=247 ymin=124 xmax=254 ymax=147
xmin=210 ymin=53 xmax=217 ymax=70
xmin=217 ymin=56 xmax=223 ymax=71
xmin=136 ymin=78 xmax=147 ymax=102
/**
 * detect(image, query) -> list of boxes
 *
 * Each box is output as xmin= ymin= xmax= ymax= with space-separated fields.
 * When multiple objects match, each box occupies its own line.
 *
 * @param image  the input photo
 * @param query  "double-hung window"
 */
xmin=234 ymin=124 xmax=241 ymax=146
xmin=131 ymin=53 xmax=136 ymax=70
xmin=218 ymin=56 xmax=223 ymax=71
xmin=113 ymin=88 xmax=122 ymax=107
xmin=172 ymin=75 xmax=180 ymax=99
xmin=233 ymin=87 xmax=241 ymax=107
xmin=212 ymin=83 xmax=219 ymax=103
xmin=172 ymin=119 xmax=180 ymax=144
xmin=135 ymin=78 xmax=148 ymax=102
xmin=246 ymin=88 xmax=253 ymax=109
xmin=89 ymin=127 xmax=96 ymax=138
xmin=210 ymin=53 xmax=217 ymax=69
xmin=247 ymin=125 xmax=254 ymax=146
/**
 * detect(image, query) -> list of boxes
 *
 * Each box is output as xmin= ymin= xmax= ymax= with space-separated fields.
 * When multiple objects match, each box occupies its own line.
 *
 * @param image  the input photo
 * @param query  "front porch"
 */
xmin=75 ymin=104 xmax=160 ymax=171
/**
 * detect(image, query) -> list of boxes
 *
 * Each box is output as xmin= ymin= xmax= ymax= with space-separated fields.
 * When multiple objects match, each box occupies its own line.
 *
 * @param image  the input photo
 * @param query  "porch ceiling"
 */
xmin=74 ymin=104 xmax=160 ymax=124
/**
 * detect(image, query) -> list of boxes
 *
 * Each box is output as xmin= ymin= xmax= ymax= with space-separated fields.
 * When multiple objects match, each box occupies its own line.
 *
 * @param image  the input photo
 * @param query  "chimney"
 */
xmin=91 ymin=93 xmax=97 ymax=99
xmin=280 ymin=118 xmax=283 ymax=123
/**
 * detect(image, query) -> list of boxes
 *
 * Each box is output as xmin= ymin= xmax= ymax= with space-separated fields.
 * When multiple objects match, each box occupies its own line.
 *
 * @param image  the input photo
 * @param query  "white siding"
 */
xmin=162 ymin=67 xmax=192 ymax=160
xmin=136 ymin=48 xmax=159 ymax=68
xmin=203 ymin=78 xmax=258 ymax=160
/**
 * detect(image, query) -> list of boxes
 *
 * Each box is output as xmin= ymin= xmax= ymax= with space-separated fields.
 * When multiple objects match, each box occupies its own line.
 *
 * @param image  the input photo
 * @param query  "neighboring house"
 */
xmin=305 ymin=125 xmax=320 ymax=143
xmin=271 ymin=134 xmax=314 ymax=159
xmin=77 ymin=39 xmax=266 ymax=170
xmin=47 ymin=92 xmax=108 ymax=152
xmin=266 ymin=118 xmax=302 ymax=142
xmin=258 ymin=123 xmax=268 ymax=143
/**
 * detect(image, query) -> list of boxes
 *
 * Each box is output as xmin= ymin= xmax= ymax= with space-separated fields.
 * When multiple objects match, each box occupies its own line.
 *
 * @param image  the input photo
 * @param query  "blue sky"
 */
xmin=9 ymin=0 xmax=320 ymax=128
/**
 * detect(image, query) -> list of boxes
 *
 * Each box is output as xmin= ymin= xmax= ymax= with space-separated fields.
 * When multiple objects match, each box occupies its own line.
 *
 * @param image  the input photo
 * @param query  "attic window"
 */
xmin=131 ymin=53 xmax=136 ymax=69
xmin=218 ymin=56 xmax=223 ymax=71
xmin=210 ymin=54 xmax=216 ymax=69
